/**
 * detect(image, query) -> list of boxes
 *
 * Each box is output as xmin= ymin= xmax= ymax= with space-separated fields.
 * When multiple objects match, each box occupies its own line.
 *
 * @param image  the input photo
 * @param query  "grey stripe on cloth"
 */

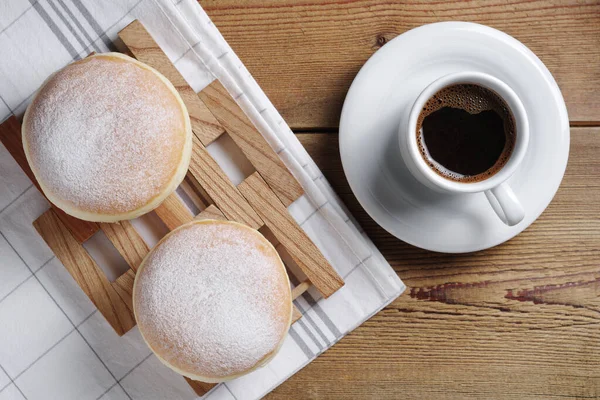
xmin=296 ymin=318 xmax=323 ymax=351
xmin=297 ymin=307 xmax=329 ymax=346
xmin=55 ymin=0 xmax=102 ymax=53
xmin=289 ymin=273 xmax=342 ymax=338
xmin=70 ymin=0 xmax=115 ymax=50
xmin=287 ymin=326 xmax=313 ymax=360
xmin=46 ymin=0 xmax=88 ymax=53
xmin=28 ymin=0 xmax=80 ymax=60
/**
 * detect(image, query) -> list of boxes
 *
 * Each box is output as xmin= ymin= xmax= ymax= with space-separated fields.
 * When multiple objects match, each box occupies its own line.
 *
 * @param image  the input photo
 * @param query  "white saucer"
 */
xmin=339 ymin=22 xmax=569 ymax=253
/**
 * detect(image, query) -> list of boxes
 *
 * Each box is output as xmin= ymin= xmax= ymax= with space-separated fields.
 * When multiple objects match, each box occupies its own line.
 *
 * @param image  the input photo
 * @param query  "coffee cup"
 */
xmin=398 ymin=71 xmax=529 ymax=226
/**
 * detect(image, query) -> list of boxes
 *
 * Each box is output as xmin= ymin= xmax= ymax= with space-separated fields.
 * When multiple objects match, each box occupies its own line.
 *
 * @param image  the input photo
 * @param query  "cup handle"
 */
xmin=485 ymin=182 xmax=525 ymax=226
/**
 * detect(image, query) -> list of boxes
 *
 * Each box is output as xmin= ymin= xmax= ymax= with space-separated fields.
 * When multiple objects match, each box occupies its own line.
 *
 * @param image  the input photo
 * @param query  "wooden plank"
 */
xmin=258 ymin=129 xmax=600 ymax=400
xmin=100 ymin=221 xmax=149 ymax=272
xmin=118 ymin=20 xmax=225 ymax=145
xmin=111 ymin=269 xmax=136 ymax=312
xmin=33 ymin=209 xmax=135 ymax=335
xmin=184 ymin=378 xmax=217 ymax=397
xmin=154 ymin=193 xmax=194 ymax=231
xmin=204 ymin=0 xmax=600 ymax=126
xmin=291 ymin=306 xmax=302 ymax=324
xmin=195 ymin=204 xmax=227 ymax=221
xmin=0 ymin=116 xmax=98 ymax=243
xmin=199 ymin=81 xmax=304 ymax=206
xmin=181 ymin=174 xmax=209 ymax=210
xmin=238 ymin=172 xmax=343 ymax=298
xmin=291 ymin=280 xmax=310 ymax=300
xmin=188 ymin=135 xmax=263 ymax=229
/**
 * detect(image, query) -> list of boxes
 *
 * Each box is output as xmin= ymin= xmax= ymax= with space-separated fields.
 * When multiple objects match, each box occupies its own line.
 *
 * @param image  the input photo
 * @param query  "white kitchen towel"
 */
xmin=0 ymin=1 xmax=405 ymax=399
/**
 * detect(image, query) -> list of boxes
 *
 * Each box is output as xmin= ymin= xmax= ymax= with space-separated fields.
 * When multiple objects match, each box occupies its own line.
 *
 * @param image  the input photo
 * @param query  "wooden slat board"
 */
xmin=184 ymin=378 xmax=218 ymax=397
xmin=154 ymin=193 xmax=195 ymax=231
xmin=291 ymin=307 xmax=302 ymax=324
xmin=195 ymin=204 xmax=227 ymax=221
xmin=100 ymin=221 xmax=148 ymax=272
xmin=0 ymin=116 xmax=99 ymax=243
xmin=187 ymin=135 xmax=263 ymax=229
xmin=33 ymin=209 xmax=135 ymax=335
xmin=199 ymin=81 xmax=304 ymax=206
xmin=118 ymin=20 xmax=225 ymax=145
xmin=112 ymin=269 xmax=136 ymax=311
xmin=238 ymin=172 xmax=343 ymax=298
xmin=202 ymin=0 xmax=600 ymax=126
xmin=272 ymin=129 xmax=600 ymax=399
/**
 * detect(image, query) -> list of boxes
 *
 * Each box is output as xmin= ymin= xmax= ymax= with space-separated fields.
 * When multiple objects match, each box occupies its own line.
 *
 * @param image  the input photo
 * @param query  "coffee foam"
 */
xmin=416 ymin=84 xmax=516 ymax=183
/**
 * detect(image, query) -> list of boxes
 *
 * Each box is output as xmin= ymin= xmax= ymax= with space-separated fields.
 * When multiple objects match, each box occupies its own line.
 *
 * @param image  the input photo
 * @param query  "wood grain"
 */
xmin=199 ymin=81 xmax=304 ymax=206
xmin=118 ymin=20 xmax=225 ymax=145
xmin=188 ymin=134 xmax=263 ymax=229
xmin=0 ymin=116 xmax=99 ymax=243
xmin=195 ymin=204 xmax=226 ymax=221
xmin=259 ymin=129 xmax=600 ymax=399
xmin=33 ymin=209 xmax=135 ymax=336
xmin=111 ymin=269 xmax=136 ymax=312
xmin=238 ymin=172 xmax=343 ymax=298
xmin=100 ymin=221 xmax=149 ymax=272
xmin=181 ymin=174 xmax=209 ymax=210
xmin=154 ymin=193 xmax=195 ymax=231
xmin=202 ymin=0 xmax=600 ymax=127
xmin=291 ymin=280 xmax=310 ymax=300
xmin=184 ymin=378 xmax=217 ymax=397
xmin=291 ymin=306 xmax=302 ymax=324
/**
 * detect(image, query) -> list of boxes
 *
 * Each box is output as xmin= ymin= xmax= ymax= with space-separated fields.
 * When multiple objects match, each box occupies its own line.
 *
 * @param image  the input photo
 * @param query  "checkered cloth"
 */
xmin=0 ymin=0 xmax=405 ymax=399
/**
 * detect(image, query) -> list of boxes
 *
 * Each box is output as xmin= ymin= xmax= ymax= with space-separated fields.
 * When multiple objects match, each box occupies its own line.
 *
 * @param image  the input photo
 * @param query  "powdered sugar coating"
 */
xmin=133 ymin=221 xmax=292 ymax=380
xmin=23 ymin=54 xmax=189 ymax=216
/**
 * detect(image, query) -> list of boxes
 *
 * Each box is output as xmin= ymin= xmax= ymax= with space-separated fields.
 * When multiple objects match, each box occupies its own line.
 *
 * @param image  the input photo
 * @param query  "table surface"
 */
xmin=202 ymin=1 xmax=600 ymax=399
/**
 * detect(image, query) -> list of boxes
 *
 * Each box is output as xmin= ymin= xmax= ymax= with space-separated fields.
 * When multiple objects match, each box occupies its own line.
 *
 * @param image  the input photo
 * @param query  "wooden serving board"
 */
xmin=0 ymin=20 xmax=343 ymax=397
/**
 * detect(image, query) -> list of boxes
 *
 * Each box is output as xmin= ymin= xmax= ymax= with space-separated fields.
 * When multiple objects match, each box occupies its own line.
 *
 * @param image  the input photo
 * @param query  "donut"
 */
xmin=22 ymin=53 xmax=192 ymax=222
xmin=133 ymin=220 xmax=293 ymax=382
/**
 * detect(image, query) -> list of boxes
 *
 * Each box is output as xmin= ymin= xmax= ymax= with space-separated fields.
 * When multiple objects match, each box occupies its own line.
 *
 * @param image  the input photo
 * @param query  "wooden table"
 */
xmin=202 ymin=1 xmax=600 ymax=398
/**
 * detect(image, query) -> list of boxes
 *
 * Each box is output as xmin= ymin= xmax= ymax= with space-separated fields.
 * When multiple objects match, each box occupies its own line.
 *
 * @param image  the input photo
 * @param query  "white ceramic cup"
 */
xmin=398 ymin=71 xmax=529 ymax=226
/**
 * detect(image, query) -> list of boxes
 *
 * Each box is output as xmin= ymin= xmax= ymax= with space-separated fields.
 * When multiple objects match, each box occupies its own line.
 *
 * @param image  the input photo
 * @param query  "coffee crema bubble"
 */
xmin=416 ymin=84 xmax=516 ymax=183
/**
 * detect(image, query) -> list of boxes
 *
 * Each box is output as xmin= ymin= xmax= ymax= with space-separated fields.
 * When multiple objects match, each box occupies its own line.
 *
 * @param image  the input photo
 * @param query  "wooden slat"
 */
xmin=33 ymin=209 xmax=135 ymax=335
xmin=118 ymin=20 xmax=225 ymax=145
xmin=184 ymin=378 xmax=217 ymax=397
xmin=181 ymin=174 xmax=209 ymax=210
xmin=199 ymin=81 xmax=303 ymax=206
xmin=291 ymin=306 xmax=302 ymax=324
xmin=238 ymin=172 xmax=343 ymax=298
xmin=291 ymin=280 xmax=311 ymax=300
xmin=154 ymin=193 xmax=194 ymax=231
xmin=205 ymin=0 xmax=600 ymax=126
xmin=111 ymin=269 xmax=136 ymax=312
xmin=195 ymin=204 xmax=227 ymax=221
xmin=0 ymin=116 xmax=99 ymax=243
xmin=188 ymin=135 xmax=263 ymax=229
xmin=100 ymin=221 xmax=149 ymax=272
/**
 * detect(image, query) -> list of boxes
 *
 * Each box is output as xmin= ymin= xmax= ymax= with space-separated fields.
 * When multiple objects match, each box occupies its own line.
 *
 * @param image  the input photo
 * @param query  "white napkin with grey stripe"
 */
xmin=0 ymin=1 xmax=405 ymax=399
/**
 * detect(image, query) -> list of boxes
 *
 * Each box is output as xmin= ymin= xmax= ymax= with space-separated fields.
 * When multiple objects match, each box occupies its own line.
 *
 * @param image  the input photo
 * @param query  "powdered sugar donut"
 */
xmin=22 ymin=53 xmax=192 ymax=222
xmin=133 ymin=219 xmax=292 ymax=382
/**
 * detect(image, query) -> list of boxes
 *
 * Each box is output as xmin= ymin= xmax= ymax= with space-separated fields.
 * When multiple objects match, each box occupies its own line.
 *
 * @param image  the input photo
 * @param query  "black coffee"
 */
xmin=416 ymin=84 xmax=516 ymax=183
